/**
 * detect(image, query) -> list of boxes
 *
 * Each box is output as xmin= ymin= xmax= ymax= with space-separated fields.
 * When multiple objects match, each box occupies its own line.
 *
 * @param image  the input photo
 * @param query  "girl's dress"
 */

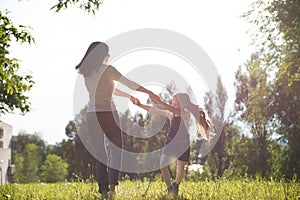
xmin=163 ymin=115 xmax=190 ymax=162
xmin=149 ymin=107 xmax=191 ymax=162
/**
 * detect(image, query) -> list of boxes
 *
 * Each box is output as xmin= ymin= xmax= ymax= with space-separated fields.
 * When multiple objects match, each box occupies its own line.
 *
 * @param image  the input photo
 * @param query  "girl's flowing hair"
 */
xmin=174 ymin=93 xmax=215 ymax=141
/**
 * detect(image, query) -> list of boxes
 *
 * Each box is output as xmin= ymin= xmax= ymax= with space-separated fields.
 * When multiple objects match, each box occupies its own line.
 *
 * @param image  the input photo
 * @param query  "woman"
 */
xmin=75 ymin=42 xmax=158 ymax=199
xmin=134 ymin=93 xmax=213 ymax=197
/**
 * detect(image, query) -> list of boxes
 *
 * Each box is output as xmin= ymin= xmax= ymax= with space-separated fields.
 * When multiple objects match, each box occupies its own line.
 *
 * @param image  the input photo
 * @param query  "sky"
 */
xmin=1 ymin=0 xmax=255 ymax=145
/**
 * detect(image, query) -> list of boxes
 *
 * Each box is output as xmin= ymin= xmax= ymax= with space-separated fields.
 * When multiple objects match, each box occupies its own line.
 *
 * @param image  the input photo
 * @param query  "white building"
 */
xmin=0 ymin=121 xmax=12 ymax=184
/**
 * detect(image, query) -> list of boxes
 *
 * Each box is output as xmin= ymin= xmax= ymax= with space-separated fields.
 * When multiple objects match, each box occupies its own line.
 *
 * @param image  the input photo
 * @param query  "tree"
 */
xmin=223 ymin=134 xmax=259 ymax=178
xmin=22 ymin=143 xmax=40 ymax=183
xmin=1 ymin=0 xmax=105 ymax=116
xmin=234 ymin=55 xmax=273 ymax=178
xmin=11 ymin=151 xmax=24 ymax=183
xmin=40 ymin=154 xmax=68 ymax=183
xmin=12 ymin=132 xmax=46 ymax=150
xmin=51 ymin=0 xmax=104 ymax=14
xmin=243 ymin=0 xmax=300 ymax=179
xmin=62 ymin=112 xmax=95 ymax=181
xmin=225 ymin=132 xmax=284 ymax=179
xmin=11 ymin=133 xmax=47 ymax=183
xmin=268 ymin=139 xmax=285 ymax=179
xmin=202 ymin=77 xmax=236 ymax=178
xmin=2 ymin=0 xmax=107 ymax=116
xmin=0 ymin=11 xmax=34 ymax=115
xmin=11 ymin=132 xmax=46 ymax=163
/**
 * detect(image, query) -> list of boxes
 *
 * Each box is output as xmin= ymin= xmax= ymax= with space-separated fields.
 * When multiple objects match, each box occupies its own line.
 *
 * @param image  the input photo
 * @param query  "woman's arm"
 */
xmin=114 ymin=88 xmax=140 ymax=104
xmin=118 ymin=76 xmax=158 ymax=99
xmin=109 ymin=66 xmax=160 ymax=101
xmin=114 ymin=88 xmax=131 ymax=98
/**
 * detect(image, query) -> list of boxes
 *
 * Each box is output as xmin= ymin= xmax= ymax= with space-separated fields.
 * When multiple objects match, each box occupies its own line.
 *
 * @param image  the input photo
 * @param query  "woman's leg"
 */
xmin=98 ymin=112 xmax=122 ymax=192
xmin=95 ymin=160 xmax=108 ymax=195
xmin=86 ymin=112 xmax=109 ymax=194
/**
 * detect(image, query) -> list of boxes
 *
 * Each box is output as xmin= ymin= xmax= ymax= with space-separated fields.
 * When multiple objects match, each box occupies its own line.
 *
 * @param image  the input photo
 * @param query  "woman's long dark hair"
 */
xmin=75 ymin=42 xmax=109 ymax=76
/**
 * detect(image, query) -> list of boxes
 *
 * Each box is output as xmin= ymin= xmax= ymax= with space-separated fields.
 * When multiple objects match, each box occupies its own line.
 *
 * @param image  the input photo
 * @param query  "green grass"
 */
xmin=0 ymin=179 xmax=299 ymax=199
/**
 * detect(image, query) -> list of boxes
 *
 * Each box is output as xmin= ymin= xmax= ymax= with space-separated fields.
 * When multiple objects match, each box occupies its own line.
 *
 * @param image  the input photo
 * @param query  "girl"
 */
xmin=134 ymin=93 xmax=213 ymax=196
xmin=75 ymin=42 xmax=159 ymax=199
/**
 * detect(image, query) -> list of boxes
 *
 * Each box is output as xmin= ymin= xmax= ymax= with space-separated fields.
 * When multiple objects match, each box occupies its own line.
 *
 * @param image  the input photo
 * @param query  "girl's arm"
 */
xmin=136 ymin=102 xmax=172 ymax=119
xmin=137 ymin=103 xmax=151 ymax=111
xmin=153 ymin=99 xmax=182 ymax=116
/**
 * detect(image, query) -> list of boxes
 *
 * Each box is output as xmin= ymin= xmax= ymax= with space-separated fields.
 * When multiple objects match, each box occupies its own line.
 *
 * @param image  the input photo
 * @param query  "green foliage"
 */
xmin=243 ymin=0 xmax=300 ymax=179
xmin=22 ymin=144 xmax=40 ymax=183
xmin=40 ymin=154 xmax=68 ymax=183
xmin=12 ymin=133 xmax=46 ymax=155
xmin=0 ymin=11 xmax=35 ymax=115
xmin=11 ymin=132 xmax=87 ymax=183
xmin=11 ymin=133 xmax=48 ymax=183
xmin=0 ymin=179 xmax=299 ymax=199
xmin=202 ymin=77 xmax=237 ymax=179
xmin=51 ymin=0 xmax=104 ymax=14
xmin=12 ymin=136 xmax=45 ymax=183
xmin=11 ymin=151 xmax=24 ymax=183
xmin=268 ymin=140 xmax=285 ymax=179
xmin=223 ymin=135 xmax=260 ymax=178
xmin=234 ymin=54 xmax=273 ymax=178
xmin=67 ymin=109 xmax=100 ymax=181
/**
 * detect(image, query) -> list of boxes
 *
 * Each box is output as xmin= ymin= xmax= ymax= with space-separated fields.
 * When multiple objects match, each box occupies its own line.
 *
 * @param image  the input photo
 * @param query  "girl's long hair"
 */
xmin=174 ymin=93 xmax=214 ymax=141
xmin=75 ymin=42 xmax=109 ymax=76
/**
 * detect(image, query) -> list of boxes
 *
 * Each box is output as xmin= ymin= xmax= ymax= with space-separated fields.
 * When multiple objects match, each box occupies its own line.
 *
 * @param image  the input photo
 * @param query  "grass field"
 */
xmin=0 ymin=179 xmax=299 ymax=199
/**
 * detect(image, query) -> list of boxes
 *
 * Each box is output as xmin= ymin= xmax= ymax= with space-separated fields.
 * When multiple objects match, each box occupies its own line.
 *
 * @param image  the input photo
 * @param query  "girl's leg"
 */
xmin=175 ymin=160 xmax=187 ymax=184
xmin=171 ymin=159 xmax=187 ymax=195
xmin=160 ymin=154 xmax=175 ymax=189
xmin=161 ymin=166 xmax=172 ymax=188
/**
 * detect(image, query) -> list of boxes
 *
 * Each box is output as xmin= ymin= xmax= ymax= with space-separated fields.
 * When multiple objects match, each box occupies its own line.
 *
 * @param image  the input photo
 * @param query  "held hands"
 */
xmin=130 ymin=96 xmax=141 ymax=106
xmin=129 ymin=92 xmax=161 ymax=107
